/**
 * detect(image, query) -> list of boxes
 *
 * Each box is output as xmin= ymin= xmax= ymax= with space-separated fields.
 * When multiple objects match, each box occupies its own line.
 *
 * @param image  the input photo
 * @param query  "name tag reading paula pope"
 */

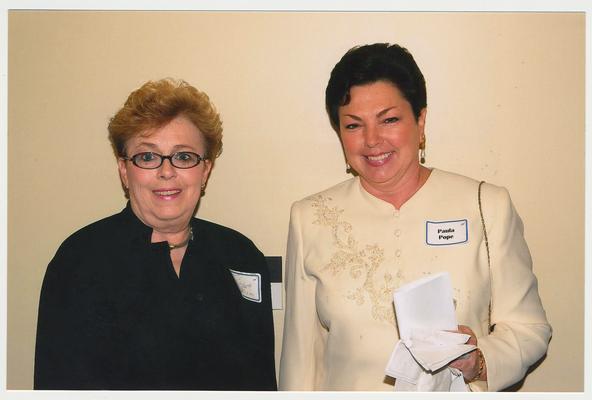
xmin=425 ymin=219 xmax=468 ymax=246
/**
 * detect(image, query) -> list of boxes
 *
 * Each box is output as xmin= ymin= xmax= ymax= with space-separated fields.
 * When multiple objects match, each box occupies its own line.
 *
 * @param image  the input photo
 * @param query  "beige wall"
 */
xmin=7 ymin=11 xmax=584 ymax=391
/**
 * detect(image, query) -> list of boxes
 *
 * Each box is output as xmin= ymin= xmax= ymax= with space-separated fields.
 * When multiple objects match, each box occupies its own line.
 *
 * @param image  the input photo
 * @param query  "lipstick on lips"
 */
xmin=153 ymin=189 xmax=182 ymax=200
xmin=365 ymin=151 xmax=393 ymax=166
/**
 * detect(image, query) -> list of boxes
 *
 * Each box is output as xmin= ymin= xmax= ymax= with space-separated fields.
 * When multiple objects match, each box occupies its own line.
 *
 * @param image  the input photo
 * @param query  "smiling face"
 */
xmin=338 ymin=80 xmax=426 ymax=197
xmin=118 ymin=115 xmax=212 ymax=233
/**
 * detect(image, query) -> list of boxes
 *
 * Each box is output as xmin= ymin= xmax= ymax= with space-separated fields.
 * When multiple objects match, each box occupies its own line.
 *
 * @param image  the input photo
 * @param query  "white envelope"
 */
xmin=393 ymin=272 xmax=458 ymax=340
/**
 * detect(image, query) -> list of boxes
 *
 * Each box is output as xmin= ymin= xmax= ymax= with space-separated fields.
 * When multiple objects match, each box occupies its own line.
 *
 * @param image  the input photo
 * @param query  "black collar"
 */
xmin=118 ymin=202 xmax=155 ymax=245
xmin=118 ymin=201 xmax=200 ymax=249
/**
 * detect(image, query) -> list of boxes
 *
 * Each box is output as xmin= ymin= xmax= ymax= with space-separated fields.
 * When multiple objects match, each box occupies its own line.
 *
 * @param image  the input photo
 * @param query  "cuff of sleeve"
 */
xmin=468 ymin=380 xmax=489 ymax=392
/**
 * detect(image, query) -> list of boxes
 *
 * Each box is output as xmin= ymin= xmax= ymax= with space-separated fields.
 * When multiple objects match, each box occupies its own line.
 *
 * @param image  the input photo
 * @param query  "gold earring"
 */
xmin=200 ymin=183 xmax=206 ymax=196
xmin=419 ymin=139 xmax=426 ymax=164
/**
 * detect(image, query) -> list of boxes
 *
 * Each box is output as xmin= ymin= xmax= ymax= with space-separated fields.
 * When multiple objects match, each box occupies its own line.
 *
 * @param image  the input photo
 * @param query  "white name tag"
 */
xmin=229 ymin=269 xmax=262 ymax=303
xmin=426 ymin=219 xmax=468 ymax=246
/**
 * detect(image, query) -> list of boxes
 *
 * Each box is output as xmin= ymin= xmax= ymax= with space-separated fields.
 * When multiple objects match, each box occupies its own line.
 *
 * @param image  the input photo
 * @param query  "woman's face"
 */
xmin=118 ymin=115 xmax=212 ymax=233
xmin=338 ymin=80 xmax=426 ymax=194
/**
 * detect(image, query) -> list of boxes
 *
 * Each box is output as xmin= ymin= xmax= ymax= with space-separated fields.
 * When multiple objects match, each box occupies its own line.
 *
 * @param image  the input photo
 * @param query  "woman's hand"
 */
xmin=449 ymin=325 xmax=487 ymax=382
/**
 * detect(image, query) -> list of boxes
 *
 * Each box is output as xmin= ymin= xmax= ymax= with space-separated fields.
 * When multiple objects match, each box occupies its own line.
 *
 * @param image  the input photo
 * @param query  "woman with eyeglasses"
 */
xmin=34 ymin=78 xmax=277 ymax=390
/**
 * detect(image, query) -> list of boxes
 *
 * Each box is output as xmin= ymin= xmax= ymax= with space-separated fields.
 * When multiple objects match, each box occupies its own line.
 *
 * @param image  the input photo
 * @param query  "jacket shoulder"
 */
xmin=192 ymin=218 xmax=266 ymax=272
xmin=292 ymin=178 xmax=355 ymax=210
xmin=51 ymin=211 xmax=126 ymax=263
xmin=431 ymin=168 xmax=509 ymax=199
xmin=193 ymin=218 xmax=257 ymax=248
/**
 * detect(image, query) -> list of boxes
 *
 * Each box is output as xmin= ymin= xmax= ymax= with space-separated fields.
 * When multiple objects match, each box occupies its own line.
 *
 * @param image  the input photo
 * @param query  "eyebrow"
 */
xmin=133 ymin=142 xmax=197 ymax=152
xmin=377 ymin=106 xmax=399 ymax=117
xmin=343 ymin=106 xmax=399 ymax=120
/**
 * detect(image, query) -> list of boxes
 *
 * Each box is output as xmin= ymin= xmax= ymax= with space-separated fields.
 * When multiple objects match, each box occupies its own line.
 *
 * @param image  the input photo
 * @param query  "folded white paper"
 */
xmin=393 ymin=365 xmax=467 ymax=392
xmin=386 ymin=330 xmax=476 ymax=391
xmin=393 ymin=272 xmax=457 ymax=340
xmin=385 ymin=340 xmax=423 ymax=384
xmin=403 ymin=330 xmax=476 ymax=371
xmin=385 ymin=272 xmax=477 ymax=392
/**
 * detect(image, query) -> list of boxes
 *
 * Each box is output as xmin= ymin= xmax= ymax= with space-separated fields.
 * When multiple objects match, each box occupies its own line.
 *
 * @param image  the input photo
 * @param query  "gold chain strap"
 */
xmin=478 ymin=181 xmax=493 ymax=333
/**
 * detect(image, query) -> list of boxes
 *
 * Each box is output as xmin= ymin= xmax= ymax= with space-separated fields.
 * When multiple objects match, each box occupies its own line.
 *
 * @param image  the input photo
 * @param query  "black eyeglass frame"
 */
xmin=122 ymin=151 xmax=206 ymax=169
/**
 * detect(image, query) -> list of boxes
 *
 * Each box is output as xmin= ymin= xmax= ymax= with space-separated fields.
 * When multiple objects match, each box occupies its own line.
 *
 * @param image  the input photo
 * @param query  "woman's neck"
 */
xmin=361 ymin=166 xmax=432 ymax=209
xmin=151 ymin=225 xmax=192 ymax=247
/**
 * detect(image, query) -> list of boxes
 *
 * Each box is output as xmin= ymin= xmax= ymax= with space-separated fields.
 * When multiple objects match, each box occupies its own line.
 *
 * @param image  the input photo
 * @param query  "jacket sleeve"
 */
xmin=216 ymin=232 xmax=278 ymax=390
xmin=472 ymin=184 xmax=552 ymax=392
xmin=279 ymin=201 xmax=327 ymax=390
xmin=34 ymin=240 xmax=99 ymax=389
xmin=243 ymin=245 xmax=278 ymax=390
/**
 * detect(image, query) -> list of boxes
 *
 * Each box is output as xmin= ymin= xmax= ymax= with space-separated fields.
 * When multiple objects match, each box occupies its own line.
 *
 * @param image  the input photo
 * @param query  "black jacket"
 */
xmin=34 ymin=204 xmax=277 ymax=390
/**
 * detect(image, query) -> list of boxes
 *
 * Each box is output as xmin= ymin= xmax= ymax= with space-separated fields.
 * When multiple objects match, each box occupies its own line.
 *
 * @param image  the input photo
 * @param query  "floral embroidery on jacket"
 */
xmin=311 ymin=195 xmax=399 ymax=324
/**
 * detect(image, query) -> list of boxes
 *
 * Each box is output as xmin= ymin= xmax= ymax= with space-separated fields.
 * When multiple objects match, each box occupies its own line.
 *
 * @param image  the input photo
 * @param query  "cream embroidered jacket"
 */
xmin=279 ymin=168 xmax=551 ymax=391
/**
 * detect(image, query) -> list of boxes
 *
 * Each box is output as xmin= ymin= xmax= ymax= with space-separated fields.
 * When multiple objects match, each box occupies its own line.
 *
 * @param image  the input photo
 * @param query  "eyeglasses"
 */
xmin=122 ymin=151 xmax=205 ymax=169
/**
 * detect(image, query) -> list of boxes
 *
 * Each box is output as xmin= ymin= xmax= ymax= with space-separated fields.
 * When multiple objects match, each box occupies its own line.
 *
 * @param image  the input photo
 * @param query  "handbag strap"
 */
xmin=478 ymin=181 xmax=493 ymax=333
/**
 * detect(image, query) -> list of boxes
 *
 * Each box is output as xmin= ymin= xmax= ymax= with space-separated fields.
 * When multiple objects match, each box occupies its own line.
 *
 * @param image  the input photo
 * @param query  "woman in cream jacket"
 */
xmin=279 ymin=43 xmax=551 ymax=391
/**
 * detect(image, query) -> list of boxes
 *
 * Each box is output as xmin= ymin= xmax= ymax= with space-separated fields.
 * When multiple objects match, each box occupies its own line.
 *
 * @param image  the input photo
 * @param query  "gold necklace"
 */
xmin=168 ymin=226 xmax=193 ymax=250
